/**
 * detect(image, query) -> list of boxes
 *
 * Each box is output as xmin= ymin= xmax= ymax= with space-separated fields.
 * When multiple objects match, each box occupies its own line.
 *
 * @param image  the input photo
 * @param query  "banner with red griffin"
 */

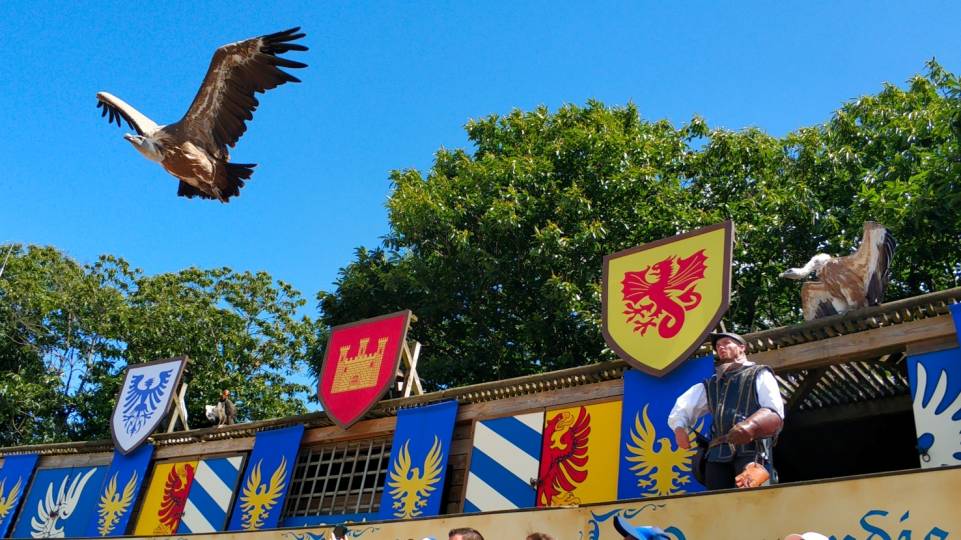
xmin=602 ymin=221 xmax=733 ymax=376
xmin=317 ymin=310 xmax=412 ymax=429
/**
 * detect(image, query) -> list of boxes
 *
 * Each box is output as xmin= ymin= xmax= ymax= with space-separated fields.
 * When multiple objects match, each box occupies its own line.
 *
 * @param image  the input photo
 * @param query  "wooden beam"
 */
xmin=153 ymin=436 xmax=254 ymax=460
xmin=37 ymin=452 xmax=113 ymax=469
xmin=302 ymin=416 xmax=396 ymax=445
xmin=785 ymin=367 xmax=828 ymax=415
xmin=751 ymin=315 xmax=955 ymax=372
xmin=905 ymin=334 xmax=958 ymax=357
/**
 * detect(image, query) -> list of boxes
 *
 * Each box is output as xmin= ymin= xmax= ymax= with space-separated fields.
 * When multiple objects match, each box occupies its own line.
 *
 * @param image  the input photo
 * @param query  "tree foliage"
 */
xmin=316 ymin=61 xmax=961 ymax=389
xmin=0 ymin=245 xmax=313 ymax=446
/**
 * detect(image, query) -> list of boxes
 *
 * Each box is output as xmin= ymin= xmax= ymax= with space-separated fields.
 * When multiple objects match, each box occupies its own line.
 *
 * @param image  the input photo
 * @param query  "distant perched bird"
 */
xmin=780 ymin=221 xmax=896 ymax=320
xmin=96 ymin=28 xmax=307 ymax=202
xmin=205 ymin=389 xmax=238 ymax=427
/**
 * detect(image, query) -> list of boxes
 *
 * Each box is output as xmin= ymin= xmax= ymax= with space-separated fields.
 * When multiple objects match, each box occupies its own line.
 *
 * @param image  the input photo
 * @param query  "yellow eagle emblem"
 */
xmin=625 ymin=404 xmax=701 ymax=496
xmin=97 ymin=471 xmax=139 ymax=536
xmin=387 ymin=436 xmax=443 ymax=519
xmin=239 ymin=456 xmax=287 ymax=530
xmin=0 ymin=476 xmax=23 ymax=521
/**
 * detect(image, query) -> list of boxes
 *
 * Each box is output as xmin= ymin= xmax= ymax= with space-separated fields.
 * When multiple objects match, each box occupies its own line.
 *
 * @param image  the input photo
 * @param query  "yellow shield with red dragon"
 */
xmin=602 ymin=221 xmax=733 ymax=376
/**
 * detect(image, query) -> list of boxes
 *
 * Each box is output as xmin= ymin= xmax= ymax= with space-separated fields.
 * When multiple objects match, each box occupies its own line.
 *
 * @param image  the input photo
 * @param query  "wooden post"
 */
xmin=401 ymin=340 xmax=424 ymax=397
xmin=166 ymin=382 xmax=190 ymax=433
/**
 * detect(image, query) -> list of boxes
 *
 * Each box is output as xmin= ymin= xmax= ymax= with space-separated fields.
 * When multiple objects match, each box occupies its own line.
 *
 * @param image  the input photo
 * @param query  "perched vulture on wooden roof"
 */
xmin=96 ymin=28 xmax=307 ymax=202
xmin=780 ymin=221 xmax=896 ymax=320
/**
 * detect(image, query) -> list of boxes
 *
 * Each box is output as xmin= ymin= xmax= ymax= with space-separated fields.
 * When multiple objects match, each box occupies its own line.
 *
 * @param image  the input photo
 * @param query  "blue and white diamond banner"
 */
xmin=111 ymin=357 xmax=187 ymax=455
xmin=464 ymin=412 xmax=544 ymax=513
xmin=178 ymin=456 xmax=244 ymax=534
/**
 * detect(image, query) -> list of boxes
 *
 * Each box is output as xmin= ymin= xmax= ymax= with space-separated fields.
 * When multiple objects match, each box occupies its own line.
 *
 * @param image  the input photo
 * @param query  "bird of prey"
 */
xmin=780 ymin=221 xmax=896 ymax=320
xmin=96 ymin=28 xmax=307 ymax=202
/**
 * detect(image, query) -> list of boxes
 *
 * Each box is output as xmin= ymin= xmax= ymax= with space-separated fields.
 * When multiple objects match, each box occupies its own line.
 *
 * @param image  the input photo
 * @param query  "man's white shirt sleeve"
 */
xmin=756 ymin=369 xmax=785 ymax=419
xmin=667 ymin=384 xmax=710 ymax=430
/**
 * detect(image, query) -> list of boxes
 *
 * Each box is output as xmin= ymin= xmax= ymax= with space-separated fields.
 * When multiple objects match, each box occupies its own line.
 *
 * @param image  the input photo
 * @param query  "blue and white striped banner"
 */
xmin=177 ymin=456 xmax=243 ymax=534
xmin=464 ymin=412 xmax=543 ymax=513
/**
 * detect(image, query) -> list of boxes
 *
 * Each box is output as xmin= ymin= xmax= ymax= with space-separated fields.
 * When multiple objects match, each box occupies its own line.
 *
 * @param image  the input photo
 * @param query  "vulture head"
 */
xmin=123 ymin=133 xmax=163 ymax=162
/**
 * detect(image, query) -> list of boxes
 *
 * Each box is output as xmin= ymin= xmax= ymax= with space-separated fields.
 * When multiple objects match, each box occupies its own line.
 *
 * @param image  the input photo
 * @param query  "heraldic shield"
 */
xmin=602 ymin=221 xmax=733 ymax=376
xmin=318 ymin=310 xmax=412 ymax=429
xmin=111 ymin=356 xmax=188 ymax=455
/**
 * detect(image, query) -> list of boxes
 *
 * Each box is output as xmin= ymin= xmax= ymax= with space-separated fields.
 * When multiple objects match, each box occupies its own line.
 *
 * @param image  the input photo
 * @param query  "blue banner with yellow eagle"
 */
xmin=0 ymin=454 xmax=39 ymax=538
xmin=86 ymin=444 xmax=154 ymax=537
xmin=379 ymin=400 xmax=459 ymax=520
xmin=227 ymin=424 xmax=304 ymax=531
xmin=617 ymin=357 xmax=713 ymax=500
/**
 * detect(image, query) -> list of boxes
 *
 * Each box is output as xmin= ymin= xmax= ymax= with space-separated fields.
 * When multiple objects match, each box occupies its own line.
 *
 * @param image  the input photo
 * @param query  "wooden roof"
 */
xmin=3 ymin=286 xmax=960 ymax=457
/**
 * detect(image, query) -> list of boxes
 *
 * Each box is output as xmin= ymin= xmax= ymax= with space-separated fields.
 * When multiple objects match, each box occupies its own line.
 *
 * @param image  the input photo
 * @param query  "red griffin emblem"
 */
xmin=536 ymin=406 xmax=591 ymax=507
xmin=621 ymin=250 xmax=708 ymax=339
xmin=156 ymin=463 xmax=195 ymax=533
xmin=318 ymin=310 xmax=412 ymax=430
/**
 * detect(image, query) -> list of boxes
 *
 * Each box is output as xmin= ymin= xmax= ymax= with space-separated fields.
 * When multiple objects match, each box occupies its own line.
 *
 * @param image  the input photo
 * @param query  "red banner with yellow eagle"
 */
xmin=602 ymin=221 xmax=733 ymax=376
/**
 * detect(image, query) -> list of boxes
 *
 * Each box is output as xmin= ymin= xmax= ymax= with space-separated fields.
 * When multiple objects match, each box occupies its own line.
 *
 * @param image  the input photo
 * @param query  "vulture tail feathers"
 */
xmin=222 ymin=162 xmax=256 ymax=201
xmin=177 ymin=181 xmax=215 ymax=200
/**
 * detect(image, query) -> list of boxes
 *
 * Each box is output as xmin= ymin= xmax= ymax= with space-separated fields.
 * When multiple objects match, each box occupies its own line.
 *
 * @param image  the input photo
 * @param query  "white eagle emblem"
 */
xmin=30 ymin=468 xmax=98 ymax=538
xmin=122 ymin=369 xmax=173 ymax=436
xmin=913 ymin=362 xmax=961 ymax=468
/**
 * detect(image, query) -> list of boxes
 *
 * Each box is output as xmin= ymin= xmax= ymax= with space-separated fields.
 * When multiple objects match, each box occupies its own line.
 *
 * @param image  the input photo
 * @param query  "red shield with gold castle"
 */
xmin=602 ymin=221 xmax=733 ymax=376
xmin=318 ymin=310 xmax=412 ymax=429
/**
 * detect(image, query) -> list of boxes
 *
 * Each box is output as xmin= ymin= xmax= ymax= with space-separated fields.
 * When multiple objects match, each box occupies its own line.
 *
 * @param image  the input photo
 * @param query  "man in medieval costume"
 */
xmin=668 ymin=332 xmax=784 ymax=490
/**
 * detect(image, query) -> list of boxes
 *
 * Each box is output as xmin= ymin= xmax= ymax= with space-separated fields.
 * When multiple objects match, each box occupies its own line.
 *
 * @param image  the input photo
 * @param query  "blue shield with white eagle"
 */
xmin=111 ymin=357 xmax=188 ymax=455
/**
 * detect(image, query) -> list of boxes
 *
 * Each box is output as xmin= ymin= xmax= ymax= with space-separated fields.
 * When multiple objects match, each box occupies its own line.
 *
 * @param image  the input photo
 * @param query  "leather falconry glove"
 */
xmin=725 ymin=408 xmax=783 ymax=446
xmin=735 ymin=462 xmax=770 ymax=488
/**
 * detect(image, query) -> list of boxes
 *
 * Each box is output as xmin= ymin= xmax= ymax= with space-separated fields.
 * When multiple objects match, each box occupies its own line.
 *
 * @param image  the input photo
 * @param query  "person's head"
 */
xmin=527 ymin=534 xmax=555 ymax=540
xmin=331 ymin=525 xmax=348 ymax=540
xmin=221 ymin=389 xmax=231 ymax=399
xmin=711 ymin=332 xmax=747 ymax=364
xmin=448 ymin=528 xmax=483 ymax=540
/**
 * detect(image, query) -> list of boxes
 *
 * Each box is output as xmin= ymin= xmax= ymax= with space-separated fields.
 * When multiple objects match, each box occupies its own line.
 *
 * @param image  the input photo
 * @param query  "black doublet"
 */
xmin=703 ymin=363 xmax=775 ymax=462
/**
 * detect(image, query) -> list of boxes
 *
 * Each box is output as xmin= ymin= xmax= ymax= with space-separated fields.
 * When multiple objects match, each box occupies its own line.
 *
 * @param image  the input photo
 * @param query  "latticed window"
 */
xmin=283 ymin=435 xmax=393 ymax=518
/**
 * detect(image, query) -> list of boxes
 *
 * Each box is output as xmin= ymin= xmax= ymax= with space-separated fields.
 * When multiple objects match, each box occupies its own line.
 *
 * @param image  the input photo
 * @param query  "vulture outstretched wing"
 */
xmin=96 ymin=92 xmax=160 ymax=135
xmin=179 ymin=27 xmax=308 ymax=156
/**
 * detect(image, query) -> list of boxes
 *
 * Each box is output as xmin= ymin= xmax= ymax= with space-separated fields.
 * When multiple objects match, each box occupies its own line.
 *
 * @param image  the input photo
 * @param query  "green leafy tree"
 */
xmin=316 ymin=61 xmax=961 ymax=389
xmin=0 ymin=245 xmax=313 ymax=446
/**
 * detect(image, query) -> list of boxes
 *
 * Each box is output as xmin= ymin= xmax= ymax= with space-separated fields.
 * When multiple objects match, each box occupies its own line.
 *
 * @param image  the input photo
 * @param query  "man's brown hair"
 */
xmin=527 ymin=534 xmax=555 ymax=540
xmin=448 ymin=528 xmax=484 ymax=540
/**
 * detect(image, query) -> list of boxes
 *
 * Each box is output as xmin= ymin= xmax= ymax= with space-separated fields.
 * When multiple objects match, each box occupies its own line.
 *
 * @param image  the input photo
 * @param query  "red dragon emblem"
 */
xmin=537 ymin=406 xmax=591 ymax=507
xmin=155 ymin=463 xmax=195 ymax=534
xmin=621 ymin=249 xmax=708 ymax=339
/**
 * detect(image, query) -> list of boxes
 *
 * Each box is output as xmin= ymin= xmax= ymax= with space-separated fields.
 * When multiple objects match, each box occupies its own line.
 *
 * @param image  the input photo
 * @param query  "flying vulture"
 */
xmin=780 ymin=221 xmax=896 ymax=320
xmin=96 ymin=28 xmax=307 ymax=202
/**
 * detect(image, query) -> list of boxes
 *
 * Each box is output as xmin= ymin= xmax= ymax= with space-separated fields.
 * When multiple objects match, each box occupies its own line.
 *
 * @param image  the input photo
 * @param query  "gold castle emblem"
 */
xmin=330 ymin=337 xmax=389 ymax=393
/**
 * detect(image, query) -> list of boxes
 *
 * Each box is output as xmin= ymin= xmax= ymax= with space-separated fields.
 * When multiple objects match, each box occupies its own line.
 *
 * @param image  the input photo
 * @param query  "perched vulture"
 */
xmin=780 ymin=222 xmax=896 ymax=320
xmin=96 ymin=28 xmax=307 ymax=202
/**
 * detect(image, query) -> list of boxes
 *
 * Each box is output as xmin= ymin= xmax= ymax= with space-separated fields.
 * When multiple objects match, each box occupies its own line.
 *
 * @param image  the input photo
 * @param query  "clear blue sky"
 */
xmin=1 ymin=1 xmax=959 ymax=311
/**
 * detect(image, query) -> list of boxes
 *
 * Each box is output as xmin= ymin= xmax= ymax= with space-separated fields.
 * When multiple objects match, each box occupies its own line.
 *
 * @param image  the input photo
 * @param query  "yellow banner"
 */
xmin=133 ymin=460 xmax=198 ymax=536
xmin=537 ymin=400 xmax=621 ymax=507
xmin=603 ymin=222 xmax=733 ymax=376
